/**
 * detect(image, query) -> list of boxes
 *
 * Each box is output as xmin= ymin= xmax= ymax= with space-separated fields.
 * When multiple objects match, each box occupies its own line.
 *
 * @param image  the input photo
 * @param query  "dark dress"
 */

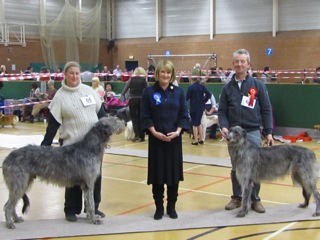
xmin=186 ymin=82 xmax=212 ymax=126
xmin=140 ymin=82 xmax=189 ymax=185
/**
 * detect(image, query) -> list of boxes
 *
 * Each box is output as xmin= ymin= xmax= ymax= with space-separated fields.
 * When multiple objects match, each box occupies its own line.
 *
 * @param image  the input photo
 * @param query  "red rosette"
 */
xmin=248 ymin=87 xmax=257 ymax=106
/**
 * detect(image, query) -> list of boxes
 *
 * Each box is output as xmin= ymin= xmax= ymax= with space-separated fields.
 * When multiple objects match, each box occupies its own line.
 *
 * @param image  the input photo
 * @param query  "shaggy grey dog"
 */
xmin=227 ymin=126 xmax=320 ymax=218
xmin=2 ymin=116 xmax=125 ymax=229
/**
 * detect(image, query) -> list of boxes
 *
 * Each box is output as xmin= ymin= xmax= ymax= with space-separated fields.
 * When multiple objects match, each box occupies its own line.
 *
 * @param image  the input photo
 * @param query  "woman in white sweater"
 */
xmin=41 ymin=61 xmax=106 ymax=222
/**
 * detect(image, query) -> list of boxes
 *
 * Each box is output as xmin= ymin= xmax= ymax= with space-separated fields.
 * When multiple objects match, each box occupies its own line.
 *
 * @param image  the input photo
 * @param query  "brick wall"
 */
xmin=1 ymin=30 xmax=319 ymax=83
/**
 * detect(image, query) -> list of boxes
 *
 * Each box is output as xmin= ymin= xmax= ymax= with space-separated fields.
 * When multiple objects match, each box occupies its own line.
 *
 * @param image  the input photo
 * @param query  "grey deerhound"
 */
xmin=227 ymin=126 xmax=320 ymax=218
xmin=2 ymin=116 xmax=125 ymax=229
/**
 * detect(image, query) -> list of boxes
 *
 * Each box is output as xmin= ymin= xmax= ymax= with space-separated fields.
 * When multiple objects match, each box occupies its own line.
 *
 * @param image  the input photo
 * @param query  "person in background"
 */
xmin=121 ymin=68 xmax=131 ymax=82
xmin=0 ymin=65 xmax=7 ymax=76
xmin=206 ymin=67 xmax=221 ymax=83
xmin=191 ymin=63 xmax=206 ymax=82
xmin=147 ymin=64 xmax=155 ymax=82
xmin=53 ymin=67 xmax=64 ymax=81
xmin=21 ymin=82 xmax=41 ymax=122
xmin=313 ymin=66 xmax=320 ymax=84
xmin=24 ymin=65 xmax=33 ymax=74
xmin=204 ymin=92 xmax=218 ymax=140
xmin=101 ymin=65 xmax=111 ymax=81
xmin=24 ymin=65 xmax=36 ymax=81
xmin=186 ymin=77 xmax=212 ymax=145
xmin=29 ymin=80 xmax=57 ymax=123
xmin=140 ymin=60 xmax=189 ymax=220
xmin=103 ymin=82 xmax=116 ymax=111
xmin=92 ymin=76 xmax=105 ymax=103
xmin=40 ymin=61 xmax=106 ymax=222
xmin=120 ymin=67 xmax=148 ymax=142
xmin=218 ymin=49 xmax=274 ymax=214
xmin=112 ymin=65 xmax=122 ymax=81
xmin=260 ymin=66 xmax=271 ymax=83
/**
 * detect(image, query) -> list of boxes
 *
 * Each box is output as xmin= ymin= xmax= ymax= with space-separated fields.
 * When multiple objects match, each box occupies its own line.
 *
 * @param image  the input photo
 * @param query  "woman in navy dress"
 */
xmin=186 ymin=78 xmax=212 ymax=145
xmin=140 ymin=60 xmax=189 ymax=220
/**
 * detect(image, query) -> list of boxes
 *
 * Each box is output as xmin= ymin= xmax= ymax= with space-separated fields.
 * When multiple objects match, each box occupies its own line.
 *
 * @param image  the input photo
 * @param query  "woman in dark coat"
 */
xmin=140 ymin=60 xmax=189 ymax=220
xmin=121 ymin=67 xmax=149 ymax=142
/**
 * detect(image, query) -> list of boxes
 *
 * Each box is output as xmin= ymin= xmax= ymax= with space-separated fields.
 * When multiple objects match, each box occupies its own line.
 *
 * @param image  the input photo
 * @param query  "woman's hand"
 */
xmin=166 ymin=131 xmax=180 ymax=141
xmin=153 ymin=131 xmax=171 ymax=142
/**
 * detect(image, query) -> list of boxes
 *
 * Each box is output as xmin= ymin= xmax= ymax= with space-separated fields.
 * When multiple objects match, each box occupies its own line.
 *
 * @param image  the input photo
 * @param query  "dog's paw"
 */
xmin=6 ymin=222 xmax=16 ymax=229
xmin=298 ymin=203 xmax=308 ymax=208
xmin=92 ymin=219 xmax=103 ymax=225
xmin=14 ymin=216 xmax=24 ymax=223
xmin=312 ymin=212 xmax=320 ymax=217
xmin=236 ymin=211 xmax=246 ymax=218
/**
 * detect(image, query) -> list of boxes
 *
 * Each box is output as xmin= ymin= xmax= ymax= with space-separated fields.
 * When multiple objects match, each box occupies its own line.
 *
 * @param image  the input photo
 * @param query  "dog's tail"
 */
xmin=13 ymin=115 xmax=19 ymax=125
xmin=22 ymin=194 xmax=30 ymax=214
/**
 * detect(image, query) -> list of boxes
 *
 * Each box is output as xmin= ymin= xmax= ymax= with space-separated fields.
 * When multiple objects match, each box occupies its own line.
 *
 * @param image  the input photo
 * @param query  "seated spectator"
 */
xmin=103 ymin=83 xmax=116 ymax=111
xmin=121 ymin=68 xmax=131 ymax=82
xmin=22 ymin=82 xmax=42 ymax=122
xmin=112 ymin=65 xmax=123 ymax=81
xmin=101 ymin=65 xmax=111 ymax=81
xmin=0 ymin=65 xmax=7 ymax=76
xmin=24 ymin=65 xmax=36 ymax=81
xmin=260 ymin=66 xmax=271 ymax=83
xmin=91 ymin=76 xmax=105 ymax=103
xmin=217 ymin=67 xmax=227 ymax=82
xmin=53 ymin=67 xmax=64 ymax=81
xmin=313 ymin=66 xmax=320 ymax=84
xmin=179 ymin=71 xmax=190 ymax=83
xmin=29 ymin=80 xmax=57 ymax=123
xmin=191 ymin=63 xmax=206 ymax=83
xmin=38 ymin=66 xmax=51 ymax=81
xmin=24 ymin=65 xmax=33 ymax=74
xmin=207 ymin=67 xmax=221 ymax=83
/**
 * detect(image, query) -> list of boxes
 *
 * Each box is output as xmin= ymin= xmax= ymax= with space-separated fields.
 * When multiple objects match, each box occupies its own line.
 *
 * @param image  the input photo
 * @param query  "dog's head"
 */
xmin=97 ymin=116 xmax=126 ymax=136
xmin=226 ymin=126 xmax=246 ymax=145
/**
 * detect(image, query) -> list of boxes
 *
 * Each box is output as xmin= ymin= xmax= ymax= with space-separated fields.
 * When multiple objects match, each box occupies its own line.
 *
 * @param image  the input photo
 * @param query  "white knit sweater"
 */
xmin=49 ymin=80 xmax=101 ymax=145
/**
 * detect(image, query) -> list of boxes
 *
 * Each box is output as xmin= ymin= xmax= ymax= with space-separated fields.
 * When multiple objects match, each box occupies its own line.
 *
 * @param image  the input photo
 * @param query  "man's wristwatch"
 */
xmin=176 ymin=131 xmax=180 ymax=136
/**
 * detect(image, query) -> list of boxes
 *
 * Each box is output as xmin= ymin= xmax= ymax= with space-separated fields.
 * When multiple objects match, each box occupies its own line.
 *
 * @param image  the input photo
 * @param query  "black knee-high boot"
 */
xmin=152 ymin=184 xmax=164 ymax=220
xmin=167 ymin=184 xmax=179 ymax=219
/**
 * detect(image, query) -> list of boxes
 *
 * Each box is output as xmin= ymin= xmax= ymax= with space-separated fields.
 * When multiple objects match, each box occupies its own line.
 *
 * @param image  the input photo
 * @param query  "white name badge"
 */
xmin=80 ymin=95 xmax=96 ymax=106
xmin=241 ymin=95 xmax=256 ymax=109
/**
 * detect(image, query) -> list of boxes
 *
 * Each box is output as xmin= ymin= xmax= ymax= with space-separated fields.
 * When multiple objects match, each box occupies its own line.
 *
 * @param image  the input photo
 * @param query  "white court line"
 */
xmin=262 ymin=222 xmax=297 ymax=240
xmin=184 ymin=165 xmax=206 ymax=171
xmin=102 ymin=175 xmax=290 ymax=205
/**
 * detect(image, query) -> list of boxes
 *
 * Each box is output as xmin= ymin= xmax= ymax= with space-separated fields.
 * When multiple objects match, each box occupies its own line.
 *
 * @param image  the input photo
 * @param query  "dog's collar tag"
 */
xmin=80 ymin=95 xmax=96 ymax=106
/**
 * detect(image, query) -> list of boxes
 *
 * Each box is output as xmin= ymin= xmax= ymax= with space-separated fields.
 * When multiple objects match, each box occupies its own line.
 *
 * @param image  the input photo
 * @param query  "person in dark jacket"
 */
xmin=121 ymin=67 xmax=149 ymax=142
xmin=186 ymin=78 xmax=211 ymax=145
xmin=218 ymin=48 xmax=274 ymax=214
xmin=140 ymin=60 xmax=189 ymax=220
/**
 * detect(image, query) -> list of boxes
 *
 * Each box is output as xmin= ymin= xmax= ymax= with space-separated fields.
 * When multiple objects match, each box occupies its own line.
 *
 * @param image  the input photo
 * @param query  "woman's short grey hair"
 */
xmin=47 ymin=80 xmax=55 ymax=86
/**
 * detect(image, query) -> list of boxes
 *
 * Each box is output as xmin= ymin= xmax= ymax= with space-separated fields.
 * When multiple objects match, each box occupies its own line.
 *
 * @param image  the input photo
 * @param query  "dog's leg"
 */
xmin=236 ymin=179 xmax=252 ymax=218
xmin=83 ymin=185 xmax=102 ymax=225
xmin=4 ymin=193 xmax=24 ymax=229
xmin=299 ymin=187 xmax=311 ymax=208
xmin=312 ymin=190 xmax=320 ymax=217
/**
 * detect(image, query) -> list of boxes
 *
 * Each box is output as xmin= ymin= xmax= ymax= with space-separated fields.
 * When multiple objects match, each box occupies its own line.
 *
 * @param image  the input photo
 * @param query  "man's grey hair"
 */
xmin=233 ymin=49 xmax=251 ymax=63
